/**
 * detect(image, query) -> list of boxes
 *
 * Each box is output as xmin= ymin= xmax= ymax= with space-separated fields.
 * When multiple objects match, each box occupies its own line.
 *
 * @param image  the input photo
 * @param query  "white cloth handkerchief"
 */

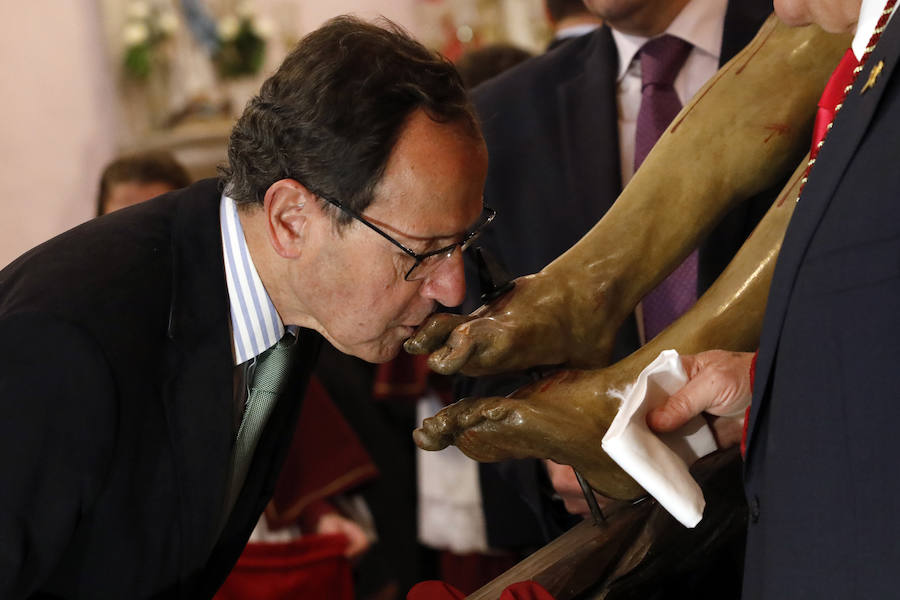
xmin=601 ymin=349 xmax=717 ymax=527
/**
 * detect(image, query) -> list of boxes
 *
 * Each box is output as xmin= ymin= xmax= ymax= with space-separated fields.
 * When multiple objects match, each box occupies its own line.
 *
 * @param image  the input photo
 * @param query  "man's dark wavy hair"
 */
xmin=220 ymin=15 xmax=479 ymax=225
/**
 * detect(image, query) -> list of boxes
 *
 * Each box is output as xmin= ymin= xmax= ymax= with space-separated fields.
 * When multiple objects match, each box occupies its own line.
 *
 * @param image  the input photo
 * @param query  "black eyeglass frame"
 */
xmin=317 ymin=194 xmax=495 ymax=281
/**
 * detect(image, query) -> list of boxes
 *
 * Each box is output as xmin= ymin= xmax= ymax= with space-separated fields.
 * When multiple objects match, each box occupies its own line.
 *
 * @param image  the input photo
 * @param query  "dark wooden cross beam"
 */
xmin=467 ymin=449 xmax=748 ymax=600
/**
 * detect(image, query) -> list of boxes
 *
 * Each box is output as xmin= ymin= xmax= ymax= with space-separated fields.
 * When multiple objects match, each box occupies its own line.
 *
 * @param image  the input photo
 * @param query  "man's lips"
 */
xmin=402 ymin=312 xmax=435 ymax=332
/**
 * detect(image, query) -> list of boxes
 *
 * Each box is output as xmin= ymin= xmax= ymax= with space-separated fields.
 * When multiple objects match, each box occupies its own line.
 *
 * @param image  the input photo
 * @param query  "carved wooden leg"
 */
xmin=406 ymin=19 xmax=849 ymax=377
xmin=414 ymin=157 xmax=806 ymax=496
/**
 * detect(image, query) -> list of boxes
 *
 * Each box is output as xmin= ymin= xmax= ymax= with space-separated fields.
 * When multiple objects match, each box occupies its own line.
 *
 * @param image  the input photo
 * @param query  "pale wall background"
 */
xmin=0 ymin=0 xmax=544 ymax=268
xmin=0 ymin=0 xmax=432 ymax=268
xmin=0 ymin=1 xmax=120 ymax=268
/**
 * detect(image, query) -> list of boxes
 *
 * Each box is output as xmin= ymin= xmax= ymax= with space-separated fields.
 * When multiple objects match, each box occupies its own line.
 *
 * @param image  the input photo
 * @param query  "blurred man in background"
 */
xmin=545 ymin=0 xmax=604 ymax=50
xmin=96 ymin=150 xmax=191 ymax=215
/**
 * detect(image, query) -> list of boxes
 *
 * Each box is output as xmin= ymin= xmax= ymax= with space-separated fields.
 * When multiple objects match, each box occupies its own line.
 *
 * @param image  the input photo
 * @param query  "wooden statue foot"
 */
xmin=414 ymin=367 xmax=645 ymax=500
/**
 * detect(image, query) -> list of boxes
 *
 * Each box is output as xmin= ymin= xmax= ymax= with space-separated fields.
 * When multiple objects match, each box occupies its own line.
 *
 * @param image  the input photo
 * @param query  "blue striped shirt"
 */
xmin=220 ymin=194 xmax=286 ymax=365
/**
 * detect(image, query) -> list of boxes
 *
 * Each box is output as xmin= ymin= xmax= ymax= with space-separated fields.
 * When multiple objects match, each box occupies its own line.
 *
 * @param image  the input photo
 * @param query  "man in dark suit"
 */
xmin=460 ymin=0 xmax=774 ymax=554
xmin=0 ymin=16 xmax=488 ymax=599
xmin=650 ymin=0 xmax=900 ymax=596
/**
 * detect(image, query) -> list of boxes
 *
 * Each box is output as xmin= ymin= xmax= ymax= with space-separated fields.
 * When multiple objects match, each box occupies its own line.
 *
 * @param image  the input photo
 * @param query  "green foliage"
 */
xmin=215 ymin=20 xmax=266 ymax=79
xmin=124 ymin=44 xmax=152 ymax=80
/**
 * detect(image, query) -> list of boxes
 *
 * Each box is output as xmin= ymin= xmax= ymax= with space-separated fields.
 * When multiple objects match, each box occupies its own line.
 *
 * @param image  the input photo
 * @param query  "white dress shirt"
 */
xmin=853 ymin=0 xmax=897 ymax=60
xmin=612 ymin=0 xmax=728 ymax=185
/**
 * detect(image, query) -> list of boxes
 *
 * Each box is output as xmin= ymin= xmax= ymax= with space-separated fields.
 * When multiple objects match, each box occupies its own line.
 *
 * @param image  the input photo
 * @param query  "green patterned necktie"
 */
xmin=223 ymin=330 xmax=299 ymax=520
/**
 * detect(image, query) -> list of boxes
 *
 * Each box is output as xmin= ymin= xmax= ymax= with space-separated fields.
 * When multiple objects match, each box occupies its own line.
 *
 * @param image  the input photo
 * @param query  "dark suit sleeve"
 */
xmin=0 ymin=314 xmax=117 ymax=599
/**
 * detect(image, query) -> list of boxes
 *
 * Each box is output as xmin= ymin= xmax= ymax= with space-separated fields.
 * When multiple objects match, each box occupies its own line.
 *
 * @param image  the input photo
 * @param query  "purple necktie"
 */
xmin=633 ymin=34 xmax=697 ymax=341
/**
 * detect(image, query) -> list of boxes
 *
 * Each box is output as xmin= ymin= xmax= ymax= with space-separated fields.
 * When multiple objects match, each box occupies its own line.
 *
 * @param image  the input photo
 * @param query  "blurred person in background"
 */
xmin=545 ymin=0 xmax=604 ymax=50
xmin=96 ymin=150 xmax=191 ymax=216
xmin=456 ymin=44 xmax=534 ymax=89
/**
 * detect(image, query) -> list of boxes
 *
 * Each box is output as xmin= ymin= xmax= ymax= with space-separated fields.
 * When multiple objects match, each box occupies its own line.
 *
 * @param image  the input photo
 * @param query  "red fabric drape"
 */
xmin=266 ymin=375 xmax=378 ymax=529
xmin=373 ymin=352 xmax=431 ymax=402
xmin=214 ymin=533 xmax=353 ymax=600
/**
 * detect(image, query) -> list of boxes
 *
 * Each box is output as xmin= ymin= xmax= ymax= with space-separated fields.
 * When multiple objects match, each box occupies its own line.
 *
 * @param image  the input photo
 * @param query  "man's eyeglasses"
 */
xmin=318 ymin=194 xmax=495 ymax=281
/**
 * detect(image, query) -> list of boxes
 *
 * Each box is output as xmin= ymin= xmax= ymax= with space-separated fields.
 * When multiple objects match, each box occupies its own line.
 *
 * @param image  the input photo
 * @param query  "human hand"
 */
xmin=405 ymin=271 xmax=621 ymax=376
xmin=544 ymin=460 xmax=613 ymax=518
xmin=647 ymin=350 xmax=754 ymax=449
xmin=316 ymin=512 xmax=371 ymax=559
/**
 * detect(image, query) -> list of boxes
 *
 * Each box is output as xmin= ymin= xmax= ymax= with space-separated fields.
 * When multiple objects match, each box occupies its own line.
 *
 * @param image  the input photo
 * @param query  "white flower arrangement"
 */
xmin=217 ymin=14 xmax=241 ymax=42
xmin=251 ymin=16 xmax=274 ymax=40
xmin=122 ymin=1 xmax=181 ymax=80
xmin=156 ymin=10 xmax=180 ymax=36
xmin=214 ymin=2 xmax=269 ymax=79
xmin=217 ymin=4 xmax=272 ymax=40
xmin=122 ymin=21 xmax=150 ymax=46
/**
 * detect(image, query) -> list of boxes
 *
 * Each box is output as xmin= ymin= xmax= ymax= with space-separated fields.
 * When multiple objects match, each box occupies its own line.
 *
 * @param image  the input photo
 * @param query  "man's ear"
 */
xmin=263 ymin=179 xmax=318 ymax=258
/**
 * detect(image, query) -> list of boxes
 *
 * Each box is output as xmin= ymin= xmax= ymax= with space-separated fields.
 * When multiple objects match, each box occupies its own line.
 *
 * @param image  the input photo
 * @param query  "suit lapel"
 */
xmin=162 ymin=180 xmax=324 ymax=594
xmin=202 ymin=329 xmax=322 ymax=596
xmin=557 ymin=27 xmax=622 ymax=223
xmin=161 ymin=179 xmax=236 ymax=572
xmin=746 ymin=15 xmax=900 ymax=457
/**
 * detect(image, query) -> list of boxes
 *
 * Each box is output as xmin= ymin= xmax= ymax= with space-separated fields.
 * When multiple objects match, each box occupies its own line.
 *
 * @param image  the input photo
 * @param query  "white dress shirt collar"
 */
xmin=220 ymin=194 xmax=286 ymax=365
xmin=555 ymin=23 xmax=602 ymax=41
xmin=611 ymin=0 xmax=728 ymax=82
xmin=853 ymin=0 xmax=898 ymax=59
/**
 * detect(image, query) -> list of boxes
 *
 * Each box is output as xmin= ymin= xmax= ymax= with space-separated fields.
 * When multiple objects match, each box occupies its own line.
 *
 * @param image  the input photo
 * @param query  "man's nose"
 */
xmin=420 ymin=249 xmax=466 ymax=307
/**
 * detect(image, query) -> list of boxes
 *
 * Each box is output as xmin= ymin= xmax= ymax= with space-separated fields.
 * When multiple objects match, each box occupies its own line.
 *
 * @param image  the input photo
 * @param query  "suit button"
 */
xmin=749 ymin=495 xmax=760 ymax=523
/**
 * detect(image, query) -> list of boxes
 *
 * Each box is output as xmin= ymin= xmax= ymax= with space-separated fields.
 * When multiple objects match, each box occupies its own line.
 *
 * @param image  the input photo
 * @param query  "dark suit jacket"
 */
xmin=0 ymin=178 xmax=320 ymax=599
xmin=463 ymin=0 xmax=774 ymax=551
xmin=743 ymin=14 xmax=900 ymax=598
